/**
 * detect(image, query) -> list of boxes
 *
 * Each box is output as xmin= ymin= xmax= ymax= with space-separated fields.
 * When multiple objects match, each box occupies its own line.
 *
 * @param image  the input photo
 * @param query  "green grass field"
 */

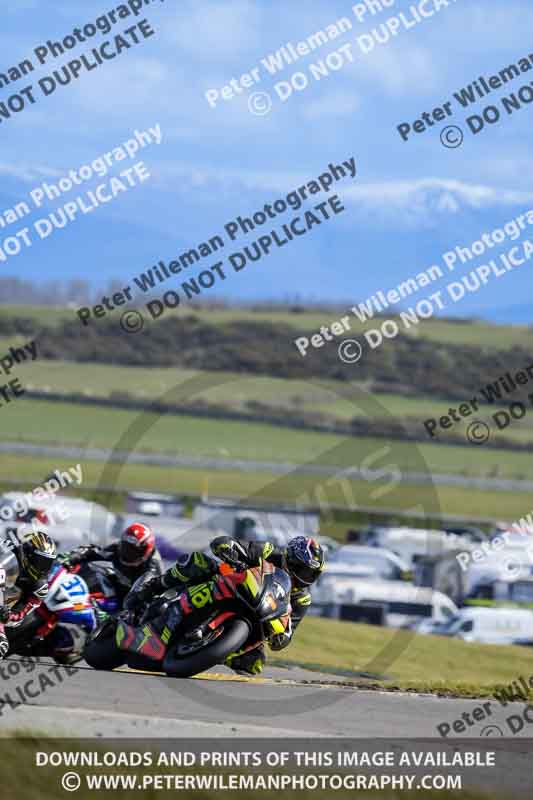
xmin=1 ymin=397 xmax=532 ymax=482
xmin=2 ymin=451 xmax=533 ymax=525
xmin=279 ymin=616 xmax=533 ymax=698
xmin=2 ymin=305 xmax=533 ymax=527
xmin=13 ymin=359 xmax=533 ymax=451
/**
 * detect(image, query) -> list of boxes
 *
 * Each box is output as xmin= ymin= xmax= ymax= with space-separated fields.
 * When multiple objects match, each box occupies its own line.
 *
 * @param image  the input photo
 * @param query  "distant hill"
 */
xmin=2 ymin=309 xmax=533 ymax=403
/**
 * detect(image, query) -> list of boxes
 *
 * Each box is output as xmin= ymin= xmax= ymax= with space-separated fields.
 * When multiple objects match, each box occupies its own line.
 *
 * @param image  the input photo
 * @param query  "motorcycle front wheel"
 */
xmin=83 ymin=621 xmax=127 ymax=671
xmin=163 ymin=617 xmax=251 ymax=678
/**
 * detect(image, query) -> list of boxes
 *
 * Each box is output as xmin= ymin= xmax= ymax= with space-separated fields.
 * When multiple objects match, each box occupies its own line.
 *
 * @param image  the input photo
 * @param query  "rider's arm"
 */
xmin=63 ymin=544 xmax=108 ymax=566
xmin=269 ymin=587 xmax=312 ymax=651
xmin=246 ymin=540 xmax=277 ymax=566
xmin=211 ymin=536 xmax=277 ymax=568
xmin=128 ymin=551 xmax=217 ymax=607
xmin=162 ymin=551 xmax=217 ymax=588
xmin=7 ymin=577 xmax=48 ymax=627
xmin=148 ymin=551 xmax=164 ymax=578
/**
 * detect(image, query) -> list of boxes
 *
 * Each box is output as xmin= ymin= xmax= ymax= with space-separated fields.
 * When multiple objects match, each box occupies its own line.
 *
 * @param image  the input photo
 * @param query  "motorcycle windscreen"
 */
xmin=238 ymin=564 xmax=292 ymax=620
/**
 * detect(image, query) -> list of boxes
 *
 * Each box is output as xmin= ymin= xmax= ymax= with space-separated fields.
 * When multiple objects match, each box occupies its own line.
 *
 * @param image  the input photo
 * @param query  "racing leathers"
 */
xmin=0 ymin=540 xmax=49 ymax=658
xmin=63 ymin=542 xmax=163 ymax=605
xmin=126 ymin=537 xmax=312 ymax=675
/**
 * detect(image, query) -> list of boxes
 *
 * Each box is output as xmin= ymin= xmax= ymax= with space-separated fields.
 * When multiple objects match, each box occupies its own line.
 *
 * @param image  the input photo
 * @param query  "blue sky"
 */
xmin=1 ymin=0 xmax=532 ymax=321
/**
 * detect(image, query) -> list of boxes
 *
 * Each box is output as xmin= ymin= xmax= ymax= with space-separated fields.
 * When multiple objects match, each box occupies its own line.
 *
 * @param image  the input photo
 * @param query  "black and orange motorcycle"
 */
xmin=83 ymin=555 xmax=292 ymax=678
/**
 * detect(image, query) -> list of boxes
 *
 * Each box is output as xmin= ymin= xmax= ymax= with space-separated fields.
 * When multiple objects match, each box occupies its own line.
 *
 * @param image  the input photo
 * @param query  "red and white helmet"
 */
xmin=119 ymin=523 xmax=155 ymax=567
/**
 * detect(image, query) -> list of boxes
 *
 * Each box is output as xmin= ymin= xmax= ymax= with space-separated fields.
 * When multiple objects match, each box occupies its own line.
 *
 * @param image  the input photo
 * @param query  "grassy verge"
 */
xmin=2 ymin=397 xmax=533 ymax=482
xmin=2 ymin=452 xmax=533 ymax=525
xmin=276 ymin=617 xmax=533 ymax=699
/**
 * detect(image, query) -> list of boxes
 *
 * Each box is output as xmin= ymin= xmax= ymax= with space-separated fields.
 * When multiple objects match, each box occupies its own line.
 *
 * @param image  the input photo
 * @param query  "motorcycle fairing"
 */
xmin=116 ymin=620 xmax=166 ymax=661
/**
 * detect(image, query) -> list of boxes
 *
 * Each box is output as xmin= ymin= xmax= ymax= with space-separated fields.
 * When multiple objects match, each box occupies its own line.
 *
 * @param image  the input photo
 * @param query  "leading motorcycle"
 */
xmin=84 ymin=558 xmax=292 ymax=678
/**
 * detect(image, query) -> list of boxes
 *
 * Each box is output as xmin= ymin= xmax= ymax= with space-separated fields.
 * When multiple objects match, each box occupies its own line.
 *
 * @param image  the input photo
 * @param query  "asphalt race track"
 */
xmin=0 ymin=657 xmax=531 ymax=740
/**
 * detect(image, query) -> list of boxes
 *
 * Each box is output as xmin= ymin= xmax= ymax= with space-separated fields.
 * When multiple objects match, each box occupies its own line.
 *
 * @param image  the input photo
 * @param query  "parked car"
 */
xmin=358 ymin=526 xmax=476 ymax=568
xmin=193 ymin=499 xmax=319 ymax=540
xmin=312 ymin=575 xmax=457 ymax=628
xmin=424 ymin=606 xmax=533 ymax=645
xmin=443 ymin=525 xmax=485 ymax=544
xmin=125 ymin=492 xmax=184 ymax=518
xmin=466 ymin=544 xmax=533 ymax=599
xmin=326 ymin=545 xmax=412 ymax=581
xmin=468 ymin=576 xmax=533 ymax=605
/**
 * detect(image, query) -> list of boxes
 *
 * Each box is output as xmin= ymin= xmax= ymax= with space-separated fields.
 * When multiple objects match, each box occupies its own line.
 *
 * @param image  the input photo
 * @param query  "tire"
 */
xmin=126 ymin=653 xmax=163 ymax=672
xmin=83 ymin=623 xmax=127 ymax=671
xmin=163 ymin=617 xmax=251 ymax=678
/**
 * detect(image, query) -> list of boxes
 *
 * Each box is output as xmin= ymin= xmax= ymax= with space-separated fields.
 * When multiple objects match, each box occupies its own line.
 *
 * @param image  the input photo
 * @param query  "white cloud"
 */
xmin=150 ymin=160 xmax=533 ymax=208
xmin=143 ymin=159 xmax=533 ymax=228
xmin=342 ymin=178 xmax=533 ymax=209
xmin=340 ymin=178 xmax=533 ymax=227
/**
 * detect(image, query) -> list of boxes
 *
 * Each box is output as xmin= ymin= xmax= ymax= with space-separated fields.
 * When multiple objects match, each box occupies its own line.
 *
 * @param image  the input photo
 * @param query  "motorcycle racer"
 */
xmin=0 ymin=531 xmax=57 ymax=659
xmin=61 ymin=523 xmax=163 ymax=606
xmin=122 ymin=535 xmax=325 ymax=675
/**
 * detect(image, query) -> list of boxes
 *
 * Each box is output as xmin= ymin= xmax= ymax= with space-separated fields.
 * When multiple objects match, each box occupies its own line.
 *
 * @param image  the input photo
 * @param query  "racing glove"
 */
xmin=0 ymin=605 xmax=11 ymax=623
xmin=63 ymin=545 xmax=96 ymax=566
xmin=6 ymin=596 xmax=41 ymax=626
xmin=124 ymin=576 xmax=164 ymax=611
xmin=269 ymin=617 xmax=293 ymax=651
xmin=0 ymin=633 xmax=8 ymax=659
xmin=210 ymin=537 xmax=251 ymax=568
xmin=269 ymin=632 xmax=291 ymax=651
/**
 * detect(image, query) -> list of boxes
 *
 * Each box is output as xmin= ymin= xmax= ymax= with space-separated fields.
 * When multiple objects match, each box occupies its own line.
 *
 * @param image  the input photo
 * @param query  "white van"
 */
xmin=312 ymin=575 xmax=457 ymax=628
xmin=360 ymin=526 xmax=475 ymax=567
xmin=428 ymin=607 xmax=533 ymax=645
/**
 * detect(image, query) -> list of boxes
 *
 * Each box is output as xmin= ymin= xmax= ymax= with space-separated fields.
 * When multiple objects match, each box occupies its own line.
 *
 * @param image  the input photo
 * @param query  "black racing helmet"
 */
xmin=21 ymin=531 xmax=57 ymax=580
xmin=285 ymin=536 xmax=325 ymax=586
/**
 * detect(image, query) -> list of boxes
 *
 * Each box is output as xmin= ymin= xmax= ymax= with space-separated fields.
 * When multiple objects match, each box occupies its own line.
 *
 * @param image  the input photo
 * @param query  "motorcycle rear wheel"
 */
xmin=163 ymin=617 xmax=250 ymax=678
xmin=83 ymin=622 xmax=127 ymax=671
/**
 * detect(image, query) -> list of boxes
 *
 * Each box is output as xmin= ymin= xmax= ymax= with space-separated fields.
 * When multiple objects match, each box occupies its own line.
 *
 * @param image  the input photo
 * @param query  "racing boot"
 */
xmin=224 ymin=644 xmax=266 ymax=675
